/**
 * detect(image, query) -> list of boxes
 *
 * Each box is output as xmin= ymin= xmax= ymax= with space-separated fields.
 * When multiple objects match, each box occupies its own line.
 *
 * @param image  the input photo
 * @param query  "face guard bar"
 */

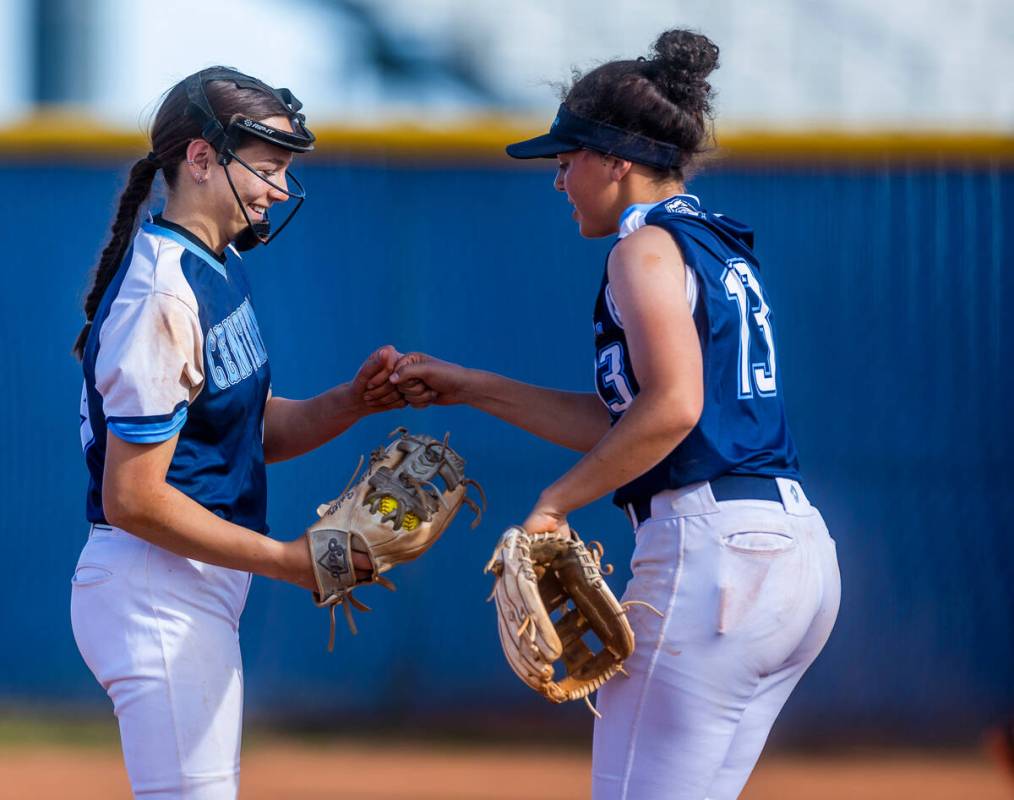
xmin=183 ymin=67 xmax=316 ymax=250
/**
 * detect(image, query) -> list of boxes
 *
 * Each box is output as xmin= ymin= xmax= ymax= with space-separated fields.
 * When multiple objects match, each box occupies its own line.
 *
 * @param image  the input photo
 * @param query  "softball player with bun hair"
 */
xmin=71 ymin=67 xmax=403 ymax=798
xmin=392 ymin=29 xmax=841 ymax=800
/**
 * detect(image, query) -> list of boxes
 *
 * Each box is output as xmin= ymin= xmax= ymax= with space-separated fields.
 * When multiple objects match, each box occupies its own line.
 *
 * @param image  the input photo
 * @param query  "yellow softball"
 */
xmin=378 ymin=495 xmax=421 ymax=531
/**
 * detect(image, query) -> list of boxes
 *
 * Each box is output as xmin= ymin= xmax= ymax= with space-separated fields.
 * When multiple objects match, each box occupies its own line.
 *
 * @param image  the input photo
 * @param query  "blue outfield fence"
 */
xmin=0 ymin=157 xmax=1009 ymax=745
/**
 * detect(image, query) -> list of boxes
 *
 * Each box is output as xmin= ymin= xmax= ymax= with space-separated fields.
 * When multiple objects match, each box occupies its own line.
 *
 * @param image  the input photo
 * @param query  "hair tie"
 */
xmin=145 ymin=151 xmax=161 ymax=166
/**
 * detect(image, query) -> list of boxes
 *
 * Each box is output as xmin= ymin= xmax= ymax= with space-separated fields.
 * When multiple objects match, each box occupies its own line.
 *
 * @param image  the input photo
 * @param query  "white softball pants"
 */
xmin=70 ymin=525 xmax=252 ymax=799
xmin=592 ymin=479 xmax=840 ymax=800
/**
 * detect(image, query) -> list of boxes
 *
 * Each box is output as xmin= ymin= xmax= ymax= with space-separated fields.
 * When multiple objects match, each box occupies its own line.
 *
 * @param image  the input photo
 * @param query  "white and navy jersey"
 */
xmin=80 ymin=216 xmax=272 ymax=533
xmin=594 ymin=194 xmax=801 ymax=508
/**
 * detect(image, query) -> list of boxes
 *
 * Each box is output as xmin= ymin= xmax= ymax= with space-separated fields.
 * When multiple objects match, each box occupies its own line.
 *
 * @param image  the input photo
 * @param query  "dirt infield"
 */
xmin=0 ymin=742 xmax=1010 ymax=799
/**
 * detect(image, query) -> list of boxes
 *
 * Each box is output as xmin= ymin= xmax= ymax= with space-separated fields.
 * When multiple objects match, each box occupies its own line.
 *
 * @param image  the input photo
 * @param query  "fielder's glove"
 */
xmin=484 ymin=526 xmax=660 ymax=716
xmin=306 ymin=427 xmax=485 ymax=649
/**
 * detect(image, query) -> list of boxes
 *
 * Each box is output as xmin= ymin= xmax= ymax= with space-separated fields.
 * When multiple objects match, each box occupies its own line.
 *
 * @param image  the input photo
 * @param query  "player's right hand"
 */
xmin=355 ymin=344 xmax=407 ymax=410
xmin=390 ymin=352 xmax=469 ymax=408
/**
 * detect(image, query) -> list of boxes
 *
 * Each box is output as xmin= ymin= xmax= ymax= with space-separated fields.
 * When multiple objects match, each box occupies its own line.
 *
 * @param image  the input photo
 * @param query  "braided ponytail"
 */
xmin=72 ymin=157 xmax=159 ymax=359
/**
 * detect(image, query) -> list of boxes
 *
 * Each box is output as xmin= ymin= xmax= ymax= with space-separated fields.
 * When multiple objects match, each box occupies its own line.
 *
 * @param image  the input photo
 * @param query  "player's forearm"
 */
xmin=102 ymin=480 xmax=309 ymax=586
xmin=262 ymin=386 xmax=368 ymax=464
xmin=461 ymin=369 xmax=611 ymax=452
xmin=539 ymin=388 xmax=700 ymax=512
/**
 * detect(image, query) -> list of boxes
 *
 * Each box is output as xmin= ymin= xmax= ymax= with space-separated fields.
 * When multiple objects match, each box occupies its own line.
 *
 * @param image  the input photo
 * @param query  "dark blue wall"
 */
xmin=0 ymin=158 xmax=1009 ymax=744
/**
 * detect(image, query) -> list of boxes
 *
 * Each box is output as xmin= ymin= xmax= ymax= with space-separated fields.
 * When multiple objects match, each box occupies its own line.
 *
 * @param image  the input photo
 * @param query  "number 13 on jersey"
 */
xmin=723 ymin=258 xmax=777 ymax=399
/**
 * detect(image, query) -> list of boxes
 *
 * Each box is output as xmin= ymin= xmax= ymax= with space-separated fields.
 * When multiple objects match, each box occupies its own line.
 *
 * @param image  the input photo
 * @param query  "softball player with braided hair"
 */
xmin=392 ymin=29 xmax=841 ymax=800
xmin=71 ymin=67 xmax=403 ymax=798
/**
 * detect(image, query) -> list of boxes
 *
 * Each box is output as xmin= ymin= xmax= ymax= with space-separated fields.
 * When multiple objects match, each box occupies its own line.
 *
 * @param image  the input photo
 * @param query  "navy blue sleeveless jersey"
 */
xmin=593 ymin=194 xmax=800 ymax=507
xmin=80 ymin=216 xmax=272 ymax=533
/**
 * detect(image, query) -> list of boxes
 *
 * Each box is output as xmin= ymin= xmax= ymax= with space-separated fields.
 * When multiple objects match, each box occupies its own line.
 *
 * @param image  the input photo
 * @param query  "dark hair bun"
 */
xmin=650 ymin=29 xmax=719 ymax=113
xmin=561 ymin=27 xmax=720 ymax=177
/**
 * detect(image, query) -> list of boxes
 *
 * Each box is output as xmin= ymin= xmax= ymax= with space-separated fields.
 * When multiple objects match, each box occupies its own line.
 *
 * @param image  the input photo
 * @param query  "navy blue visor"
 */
xmin=506 ymin=105 xmax=682 ymax=171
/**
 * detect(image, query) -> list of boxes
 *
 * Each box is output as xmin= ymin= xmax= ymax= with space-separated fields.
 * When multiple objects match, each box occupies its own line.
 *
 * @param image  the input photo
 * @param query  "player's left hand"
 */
xmin=306 ymin=428 xmax=485 ymax=647
xmin=353 ymin=345 xmax=406 ymax=410
xmin=279 ymin=537 xmax=373 ymax=591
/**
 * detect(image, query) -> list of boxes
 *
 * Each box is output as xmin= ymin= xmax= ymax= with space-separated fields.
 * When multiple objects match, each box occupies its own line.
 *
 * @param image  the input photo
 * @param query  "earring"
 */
xmin=185 ymin=159 xmax=206 ymax=183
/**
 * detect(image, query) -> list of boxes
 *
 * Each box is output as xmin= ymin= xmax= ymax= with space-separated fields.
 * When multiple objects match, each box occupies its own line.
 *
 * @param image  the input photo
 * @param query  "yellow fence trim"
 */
xmin=0 ymin=111 xmax=1011 ymax=163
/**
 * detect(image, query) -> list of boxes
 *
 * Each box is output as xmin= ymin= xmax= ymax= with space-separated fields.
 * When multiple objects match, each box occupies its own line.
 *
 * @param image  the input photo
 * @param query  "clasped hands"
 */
xmin=351 ymin=346 xmax=463 ymax=411
xmin=353 ymin=345 xmax=569 ymax=536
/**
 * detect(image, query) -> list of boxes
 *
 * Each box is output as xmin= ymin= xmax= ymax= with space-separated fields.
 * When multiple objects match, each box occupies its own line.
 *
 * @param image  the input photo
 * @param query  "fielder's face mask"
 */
xmin=184 ymin=67 xmax=316 ymax=251
xmin=506 ymin=104 xmax=682 ymax=171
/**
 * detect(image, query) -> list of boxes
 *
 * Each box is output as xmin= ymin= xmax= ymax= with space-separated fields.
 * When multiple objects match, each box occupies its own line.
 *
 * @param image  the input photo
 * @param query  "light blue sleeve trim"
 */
xmin=141 ymin=221 xmax=228 ymax=278
xmin=108 ymin=405 xmax=188 ymax=444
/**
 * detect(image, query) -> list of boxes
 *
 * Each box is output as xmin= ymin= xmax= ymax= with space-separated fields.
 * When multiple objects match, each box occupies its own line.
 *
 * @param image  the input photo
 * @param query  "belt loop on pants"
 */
xmin=626 ymin=475 xmax=797 ymax=528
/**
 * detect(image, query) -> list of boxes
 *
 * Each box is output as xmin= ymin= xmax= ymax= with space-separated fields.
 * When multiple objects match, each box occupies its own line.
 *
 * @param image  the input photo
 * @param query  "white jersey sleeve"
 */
xmin=95 ymin=282 xmax=204 ymax=443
